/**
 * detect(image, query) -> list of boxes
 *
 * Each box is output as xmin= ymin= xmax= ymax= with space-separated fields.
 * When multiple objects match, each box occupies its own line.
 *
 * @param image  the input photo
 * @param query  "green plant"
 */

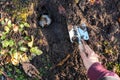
xmin=0 ymin=17 xmax=43 ymax=79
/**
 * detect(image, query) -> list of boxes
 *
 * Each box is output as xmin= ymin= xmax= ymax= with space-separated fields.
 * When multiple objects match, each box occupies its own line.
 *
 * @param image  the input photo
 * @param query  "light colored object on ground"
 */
xmin=22 ymin=62 xmax=41 ymax=79
xmin=69 ymin=23 xmax=89 ymax=44
xmin=39 ymin=15 xmax=51 ymax=28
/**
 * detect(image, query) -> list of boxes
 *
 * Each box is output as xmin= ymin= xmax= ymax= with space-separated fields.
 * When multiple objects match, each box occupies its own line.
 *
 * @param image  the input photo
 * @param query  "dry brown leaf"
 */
xmin=11 ymin=52 xmax=21 ymax=66
xmin=28 ymin=3 xmax=34 ymax=16
xmin=4 ymin=55 xmax=11 ymax=64
xmin=22 ymin=62 xmax=41 ymax=79
xmin=0 ymin=54 xmax=11 ymax=65
xmin=39 ymin=37 xmax=49 ymax=52
xmin=28 ymin=35 xmax=34 ymax=47
xmin=20 ymin=53 xmax=30 ymax=63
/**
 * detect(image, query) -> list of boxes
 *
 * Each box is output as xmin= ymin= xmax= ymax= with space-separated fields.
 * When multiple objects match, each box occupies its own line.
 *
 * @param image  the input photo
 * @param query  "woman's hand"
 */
xmin=79 ymin=40 xmax=99 ymax=70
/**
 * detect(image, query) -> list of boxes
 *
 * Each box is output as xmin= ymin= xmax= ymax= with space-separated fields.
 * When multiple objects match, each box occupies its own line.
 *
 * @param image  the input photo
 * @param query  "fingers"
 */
xmin=79 ymin=44 xmax=87 ymax=59
xmin=81 ymin=40 xmax=95 ymax=56
xmin=79 ymin=40 xmax=99 ymax=60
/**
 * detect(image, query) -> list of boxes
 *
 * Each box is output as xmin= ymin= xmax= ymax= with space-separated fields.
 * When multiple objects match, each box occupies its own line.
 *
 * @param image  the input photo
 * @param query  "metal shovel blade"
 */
xmin=69 ymin=25 xmax=89 ymax=43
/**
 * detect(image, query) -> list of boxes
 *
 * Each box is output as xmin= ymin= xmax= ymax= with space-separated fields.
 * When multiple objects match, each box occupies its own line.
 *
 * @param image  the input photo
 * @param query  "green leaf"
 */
xmin=1 ymin=39 xmax=14 ymax=48
xmin=28 ymin=36 xmax=34 ymax=47
xmin=9 ymin=48 xmax=14 ymax=54
xmin=24 ymin=36 xmax=30 ymax=41
xmin=1 ymin=20 xmax=5 ymax=25
xmin=30 ymin=47 xmax=43 ymax=55
xmin=19 ymin=46 xmax=28 ymax=52
xmin=24 ymin=22 xmax=30 ymax=27
xmin=18 ymin=24 xmax=24 ymax=32
xmin=5 ymin=18 xmax=8 ymax=22
xmin=9 ymin=39 xmax=15 ymax=47
xmin=0 ymin=32 xmax=7 ymax=40
xmin=18 ymin=40 xmax=24 ymax=46
xmin=9 ymin=48 xmax=17 ymax=54
xmin=2 ymin=40 xmax=9 ymax=48
xmin=4 ymin=26 xmax=10 ymax=33
xmin=20 ymin=24 xmax=24 ymax=28
xmin=7 ymin=20 xmax=12 ymax=27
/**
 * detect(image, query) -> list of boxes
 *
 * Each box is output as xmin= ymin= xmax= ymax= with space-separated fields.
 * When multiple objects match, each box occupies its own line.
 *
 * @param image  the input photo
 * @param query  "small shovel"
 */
xmin=69 ymin=23 xmax=89 ymax=43
xmin=69 ymin=23 xmax=89 ymax=50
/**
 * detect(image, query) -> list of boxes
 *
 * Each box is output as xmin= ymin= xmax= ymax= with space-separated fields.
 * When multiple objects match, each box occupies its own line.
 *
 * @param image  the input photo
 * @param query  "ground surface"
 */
xmin=0 ymin=0 xmax=120 ymax=80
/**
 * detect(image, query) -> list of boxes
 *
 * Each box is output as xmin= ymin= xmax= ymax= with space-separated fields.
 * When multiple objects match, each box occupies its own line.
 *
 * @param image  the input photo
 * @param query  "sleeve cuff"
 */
xmin=87 ymin=62 xmax=109 ymax=80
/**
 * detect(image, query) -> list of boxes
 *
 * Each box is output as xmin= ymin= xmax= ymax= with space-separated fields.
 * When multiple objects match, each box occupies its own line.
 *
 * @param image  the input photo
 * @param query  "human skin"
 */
xmin=78 ymin=40 xmax=99 ymax=70
xmin=79 ymin=40 xmax=120 ymax=80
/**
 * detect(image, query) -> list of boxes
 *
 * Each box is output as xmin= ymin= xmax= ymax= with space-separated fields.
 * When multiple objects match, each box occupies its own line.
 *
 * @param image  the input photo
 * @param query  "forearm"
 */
xmin=87 ymin=62 xmax=120 ymax=80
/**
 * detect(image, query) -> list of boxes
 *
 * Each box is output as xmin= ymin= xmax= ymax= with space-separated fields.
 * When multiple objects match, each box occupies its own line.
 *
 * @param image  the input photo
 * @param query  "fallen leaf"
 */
xmin=18 ymin=40 xmax=25 ymax=46
xmin=39 ymin=37 xmax=49 ymax=46
xmin=19 ymin=46 xmax=28 ymax=52
xmin=8 ymin=39 xmax=15 ymax=47
xmin=39 ymin=39 xmax=43 ymax=44
xmin=105 ymin=48 xmax=113 ymax=54
xmin=0 ymin=49 xmax=7 ymax=55
xmin=0 ymin=54 xmax=11 ymax=65
xmin=2 ymin=40 xmax=10 ymax=48
xmin=1 ymin=32 xmax=7 ymax=40
xmin=24 ymin=22 xmax=30 ymax=27
xmin=28 ymin=36 xmax=34 ymax=47
xmin=39 ymin=37 xmax=49 ymax=52
xmin=7 ymin=20 xmax=12 ymax=28
xmin=18 ymin=13 xmax=28 ymax=21
xmin=11 ymin=52 xmax=21 ymax=66
xmin=28 ymin=3 xmax=34 ymax=16
xmin=20 ymin=53 xmax=29 ymax=63
xmin=22 ymin=62 xmax=41 ymax=79
xmin=30 ymin=47 xmax=43 ymax=55
xmin=1 ymin=20 xmax=5 ymax=25
xmin=5 ymin=18 xmax=8 ymax=22
xmin=11 ymin=57 xmax=19 ymax=66
xmin=2 ymin=39 xmax=14 ymax=48
xmin=4 ymin=55 xmax=11 ymax=64
xmin=4 ymin=26 xmax=10 ymax=33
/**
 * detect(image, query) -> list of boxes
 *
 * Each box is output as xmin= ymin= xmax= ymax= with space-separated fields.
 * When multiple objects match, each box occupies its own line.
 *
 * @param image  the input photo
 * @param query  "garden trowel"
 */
xmin=69 ymin=23 xmax=89 ymax=44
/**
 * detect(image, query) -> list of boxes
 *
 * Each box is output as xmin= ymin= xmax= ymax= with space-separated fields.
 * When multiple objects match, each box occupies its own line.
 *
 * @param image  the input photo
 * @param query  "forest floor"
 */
xmin=0 ymin=0 xmax=120 ymax=80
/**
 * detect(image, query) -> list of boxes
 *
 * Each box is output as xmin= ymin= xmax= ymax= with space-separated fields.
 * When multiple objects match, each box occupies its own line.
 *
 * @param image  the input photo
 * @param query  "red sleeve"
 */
xmin=87 ymin=62 xmax=120 ymax=80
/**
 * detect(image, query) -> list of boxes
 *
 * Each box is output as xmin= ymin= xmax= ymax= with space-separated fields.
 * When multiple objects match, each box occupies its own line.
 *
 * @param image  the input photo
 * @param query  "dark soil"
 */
xmin=0 ymin=0 xmax=120 ymax=80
